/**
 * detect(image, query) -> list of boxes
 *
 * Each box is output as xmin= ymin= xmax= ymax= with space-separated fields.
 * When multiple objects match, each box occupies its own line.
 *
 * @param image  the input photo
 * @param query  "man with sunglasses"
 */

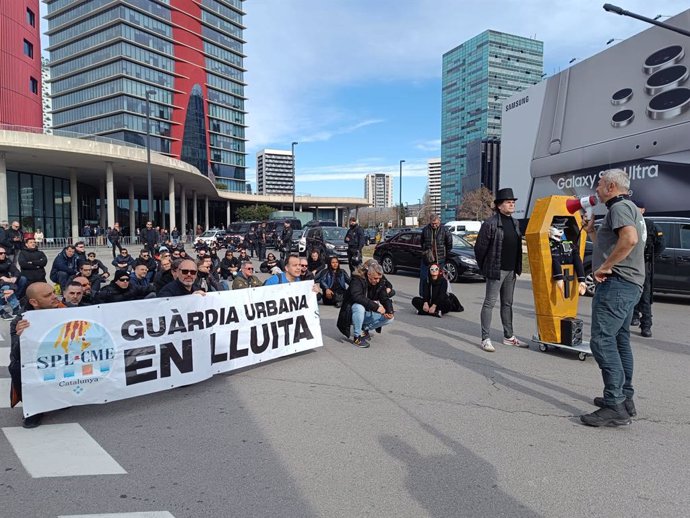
xmin=136 ymin=249 xmax=157 ymax=282
xmin=112 ymin=248 xmax=135 ymax=271
xmin=0 ymin=245 xmax=29 ymax=306
xmin=232 ymin=261 xmax=262 ymax=289
xmin=96 ymin=269 xmax=146 ymax=303
xmin=86 ymin=251 xmax=110 ymax=281
xmin=157 ymin=259 xmax=206 ymax=297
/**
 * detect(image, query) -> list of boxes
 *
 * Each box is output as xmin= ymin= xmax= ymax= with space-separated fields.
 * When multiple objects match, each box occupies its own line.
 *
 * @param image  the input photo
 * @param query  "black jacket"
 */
xmin=50 ymin=249 xmax=79 ymax=281
xmin=643 ymin=218 xmax=665 ymax=261
xmin=421 ymin=224 xmax=453 ymax=264
xmin=142 ymin=228 xmax=159 ymax=247
xmin=153 ymin=269 xmax=175 ymax=291
xmin=0 ymin=258 xmax=21 ymax=280
xmin=18 ymin=247 xmax=48 ymax=283
xmin=279 ymin=227 xmax=293 ymax=248
xmin=157 ymin=279 xmax=194 ymax=297
xmin=345 ymin=224 xmax=365 ymax=251
xmin=474 ymin=213 xmax=522 ymax=280
xmin=96 ymin=282 xmax=146 ymax=303
xmin=337 ymin=273 xmax=394 ymax=338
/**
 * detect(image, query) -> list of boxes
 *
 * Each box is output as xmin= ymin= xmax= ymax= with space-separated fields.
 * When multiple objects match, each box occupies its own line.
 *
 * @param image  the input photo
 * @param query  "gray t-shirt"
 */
xmin=592 ymin=198 xmax=646 ymax=287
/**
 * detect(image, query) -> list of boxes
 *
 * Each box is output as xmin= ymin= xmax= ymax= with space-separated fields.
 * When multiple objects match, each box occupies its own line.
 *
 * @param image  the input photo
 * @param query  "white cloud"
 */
xmin=414 ymin=139 xmax=441 ymax=152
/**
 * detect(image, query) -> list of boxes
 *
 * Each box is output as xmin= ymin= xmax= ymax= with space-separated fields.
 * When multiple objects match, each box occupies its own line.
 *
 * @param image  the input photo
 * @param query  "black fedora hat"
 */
xmin=494 ymin=188 xmax=518 ymax=204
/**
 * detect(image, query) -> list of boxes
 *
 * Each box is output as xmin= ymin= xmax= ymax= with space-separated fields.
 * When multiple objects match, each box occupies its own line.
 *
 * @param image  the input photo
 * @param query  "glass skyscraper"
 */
xmin=441 ymin=30 xmax=543 ymax=221
xmin=45 ymin=0 xmax=247 ymax=191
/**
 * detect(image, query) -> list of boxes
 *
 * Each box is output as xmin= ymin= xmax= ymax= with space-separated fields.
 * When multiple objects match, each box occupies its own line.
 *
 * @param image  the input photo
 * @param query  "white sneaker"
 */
xmin=481 ymin=338 xmax=495 ymax=352
xmin=503 ymin=336 xmax=528 ymax=348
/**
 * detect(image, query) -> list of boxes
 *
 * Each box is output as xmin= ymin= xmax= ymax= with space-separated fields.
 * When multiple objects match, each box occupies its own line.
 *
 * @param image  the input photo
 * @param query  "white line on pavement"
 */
xmin=58 ymin=513 xmax=175 ymax=518
xmin=2 ymin=423 xmax=127 ymax=478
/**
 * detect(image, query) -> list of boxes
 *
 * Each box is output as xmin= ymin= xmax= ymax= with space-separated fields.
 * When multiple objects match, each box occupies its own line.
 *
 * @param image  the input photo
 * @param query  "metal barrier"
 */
xmin=37 ymin=235 xmax=193 ymax=250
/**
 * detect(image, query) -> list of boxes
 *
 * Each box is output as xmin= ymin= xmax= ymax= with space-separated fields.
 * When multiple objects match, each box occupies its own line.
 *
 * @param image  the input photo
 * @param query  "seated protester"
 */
xmin=18 ymin=237 xmax=48 ymax=286
xmin=178 ymin=248 xmax=189 ymax=260
xmin=96 ymin=269 xmax=148 ymax=303
xmin=360 ymin=259 xmax=395 ymax=298
xmin=208 ymin=243 xmax=221 ymax=270
xmin=219 ymin=249 xmax=241 ymax=280
xmin=86 ymin=251 xmax=110 ymax=282
xmin=337 ymin=259 xmax=394 ymax=348
xmin=259 ymin=252 xmax=283 ymax=274
xmin=411 ymin=263 xmax=462 ymax=317
xmin=307 ymin=248 xmax=326 ymax=277
xmin=135 ymin=249 xmax=157 ymax=282
xmin=62 ymin=281 xmax=85 ymax=307
xmin=299 ymin=257 xmax=314 ymax=281
xmin=237 ymin=248 xmax=251 ymax=265
xmin=1 ymin=283 xmax=21 ymax=320
xmin=70 ymin=260 xmax=104 ymax=294
xmin=232 ymin=261 xmax=263 ymax=289
xmin=112 ymin=248 xmax=135 ymax=271
xmin=1 ymin=245 xmax=29 ymax=303
xmin=129 ymin=264 xmax=156 ymax=298
xmin=153 ymin=257 xmax=174 ymax=292
xmin=9 ymin=282 xmax=65 ymax=428
xmin=49 ymin=245 xmax=78 ymax=291
xmin=320 ymin=256 xmax=350 ymax=307
xmin=73 ymin=241 xmax=87 ymax=264
xmin=71 ymin=276 xmax=96 ymax=306
xmin=264 ymin=254 xmax=302 ymax=285
xmin=158 ymin=258 xmax=206 ymax=297
xmin=193 ymin=257 xmax=221 ymax=293
xmin=171 ymin=248 xmax=182 ymax=261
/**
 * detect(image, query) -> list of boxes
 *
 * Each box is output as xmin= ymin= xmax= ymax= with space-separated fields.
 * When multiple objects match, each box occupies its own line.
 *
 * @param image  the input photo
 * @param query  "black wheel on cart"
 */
xmin=539 ymin=343 xmax=548 ymax=352
xmin=578 ymin=352 xmax=587 ymax=361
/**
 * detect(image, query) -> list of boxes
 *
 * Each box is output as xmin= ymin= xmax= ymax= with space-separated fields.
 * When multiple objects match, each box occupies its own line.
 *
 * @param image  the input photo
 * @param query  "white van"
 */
xmin=445 ymin=220 xmax=482 ymax=234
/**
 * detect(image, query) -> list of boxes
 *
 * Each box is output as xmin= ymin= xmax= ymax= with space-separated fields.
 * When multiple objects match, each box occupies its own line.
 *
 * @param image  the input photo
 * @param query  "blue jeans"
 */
xmin=1 ymin=284 xmax=20 ymax=313
xmin=590 ymin=276 xmax=642 ymax=406
xmin=351 ymin=303 xmax=394 ymax=337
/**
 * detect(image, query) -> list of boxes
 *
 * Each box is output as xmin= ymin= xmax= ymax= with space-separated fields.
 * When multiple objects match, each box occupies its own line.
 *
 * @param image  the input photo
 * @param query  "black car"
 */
xmin=364 ymin=227 xmax=378 ymax=245
xmin=304 ymin=219 xmax=337 ymax=228
xmin=301 ymin=226 xmax=349 ymax=261
xmin=582 ymin=216 xmax=690 ymax=296
xmin=372 ymin=230 xmax=483 ymax=282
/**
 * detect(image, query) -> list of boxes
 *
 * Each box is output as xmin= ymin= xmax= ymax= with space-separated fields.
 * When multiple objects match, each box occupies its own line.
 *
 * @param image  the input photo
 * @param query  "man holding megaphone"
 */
xmin=566 ymin=195 xmax=598 ymax=220
xmin=579 ymin=169 xmax=646 ymax=428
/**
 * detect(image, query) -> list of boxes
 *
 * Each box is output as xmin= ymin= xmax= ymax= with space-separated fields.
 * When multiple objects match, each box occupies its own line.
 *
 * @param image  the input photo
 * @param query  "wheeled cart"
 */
xmin=532 ymin=335 xmax=592 ymax=361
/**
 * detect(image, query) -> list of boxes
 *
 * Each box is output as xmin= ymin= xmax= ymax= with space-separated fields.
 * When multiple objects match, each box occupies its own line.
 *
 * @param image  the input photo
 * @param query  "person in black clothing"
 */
xmin=259 ymin=252 xmax=282 ymax=274
xmin=344 ymin=217 xmax=366 ymax=274
xmin=74 ymin=241 xmax=87 ymax=264
xmin=412 ymin=263 xmax=459 ymax=317
xmin=474 ymin=188 xmax=526 ymax=352
xmin=278 ymin=221 xmax=293 ymax=263
xmin=419 ymin=214 xmax=454 ymax=297
xmin=298 ymin=256 xmax=314 ymax=281
xmin=220 ymin=249 xmax=241 ymax=281
xmin=256 ymin=222 xmax=268 ymax=260
xmin=6 ymin=221 xmax=24 ymax=264
xmin=86 ymin=252 xmax=110 ymax=281
xmin=307 ymin=248 xmax=326 ymax=277
xmin=135 ymin=249 xmax=157 ymax=282
xmin=245 ymin=226 xmax=258 ymax=258
xmin=142 ymin=221 xmax=158 ymax=254
xmin=548 ymin=226 xmax=586 ymax=297
xmin=18 ymin=237 xmax=48 ymax=286
xmin=158 ymin=259 xmax=205 ymax=297
xmin=320 ymin=256 xmax=350 ymax=307
xmin=194 ymin=257 xmax=222 ymax=292
xmin=107 ymin=223 xmax=123 ymax=258
xmin=631 ymin=201 xmax=665 ymax=337
xmin=96 ymin=269 xmax=148 ymax=303
xmin=70 ymin=261 xmax=105 ymax=294
xmin=153 ymin=257 xmax=174 ymax=292
xmin=112 ymin=248 xmax=135 ymax=271
xmin=49 ymin=245 xmax=78 ymax=291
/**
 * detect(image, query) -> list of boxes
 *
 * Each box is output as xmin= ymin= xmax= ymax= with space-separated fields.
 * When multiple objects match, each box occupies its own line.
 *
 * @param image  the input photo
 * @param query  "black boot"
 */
xmin=580 ymin=403 xmax=631 ymax=427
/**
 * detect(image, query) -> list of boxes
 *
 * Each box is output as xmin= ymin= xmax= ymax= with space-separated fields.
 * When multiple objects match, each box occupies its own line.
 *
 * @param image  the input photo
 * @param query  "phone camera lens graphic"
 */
xmin=646 ymin=88 xmax=690 ymax=120
xmin=644 ymin=45 xmax=685 ymax=75
xmin=611 ymin=109 xmax=635 ymax=128
xmin=645 ymin=65 xmax=689 ymax=95
xmin=611 ymin=88 xmax=633 ymax=105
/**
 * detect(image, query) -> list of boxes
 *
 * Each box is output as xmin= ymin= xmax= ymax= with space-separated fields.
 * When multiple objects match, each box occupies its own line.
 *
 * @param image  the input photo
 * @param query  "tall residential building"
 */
xmin=441 ymin=30 xmax=543 ymax=220
xmin=0 ymin=0 xmax=42 ymax=127
xmin=45 ymin=0 xmax=247 ymax=191
xmin=364 ymin=173 xmax=393 ymax=208
xmin=427 ymin=158 xmax=441 ymax=216
xmin=41 ymin=56 xmax=53 ymax=132
xmin=256 ymin=149 xmax=294 ymax=195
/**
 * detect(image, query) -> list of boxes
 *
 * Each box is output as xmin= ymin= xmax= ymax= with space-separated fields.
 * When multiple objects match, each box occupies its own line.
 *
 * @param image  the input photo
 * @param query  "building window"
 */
xmin=27 ymin=8 xmax=36 ymax=27
xmin=23 ymin=39 xmax=34 ymax=58
xmin=30 ymin=77 xmax=38 ymax=94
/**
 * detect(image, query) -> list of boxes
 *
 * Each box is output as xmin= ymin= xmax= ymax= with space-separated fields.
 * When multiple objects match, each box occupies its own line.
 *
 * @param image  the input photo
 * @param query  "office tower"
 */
xmin=256 ymin=149 xmax=294 ymax=195
xmin=42 ymin=57 xmax=53 ymax=132
xmin=427 ymin=158 xmax=441 ymax=216
xmin=465 ymin=137 xmax=500 ymax=194
xmin=364 ymin=173 xmax=393 ymax=208
xmin=0 ymin=0 xmax=42 ymax=127
xmin=441 ymin=30 xmax=543 ymax=220
xmin=45 ymin=0 xmax=247 ymax=191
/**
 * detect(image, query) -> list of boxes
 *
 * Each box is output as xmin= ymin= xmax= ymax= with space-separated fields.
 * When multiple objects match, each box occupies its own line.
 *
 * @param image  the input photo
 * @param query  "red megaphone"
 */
xmin=566 ymin=195 xmax=598 ymax=216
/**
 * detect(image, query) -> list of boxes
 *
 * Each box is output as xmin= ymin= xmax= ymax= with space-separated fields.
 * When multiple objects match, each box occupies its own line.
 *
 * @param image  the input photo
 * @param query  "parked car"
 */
xmin=582 ymin=216 xmax=690 ymax=296
xmin=225 ymin=222 xmax=256 ymax=247
xmin=364 ymin=227 xmax=378 ymax=245
xmin=291 ymin=228 xmax=307 ymax=254
xmin=383 ymin=227 xmax=414 ymax=241
xmin=373 ymin=230 xmax=483 ymax=282
xmin=304 ymin=219 xmax=337 ymax=228
xmin=195 ymin=228 xmax=227 ymax=247
xmin=300 ymin=226 xmax=349 ymax=261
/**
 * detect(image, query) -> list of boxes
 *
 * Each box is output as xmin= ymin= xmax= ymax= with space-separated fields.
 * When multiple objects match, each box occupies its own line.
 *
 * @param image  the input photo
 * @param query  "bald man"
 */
xmin=9 ymin=282 xmax=64 ymax=428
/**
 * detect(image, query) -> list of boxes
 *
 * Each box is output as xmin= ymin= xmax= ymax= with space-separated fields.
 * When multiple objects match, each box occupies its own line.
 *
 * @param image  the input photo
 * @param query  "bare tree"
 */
xmin=457 ymin=186 xmax=494 ymax=221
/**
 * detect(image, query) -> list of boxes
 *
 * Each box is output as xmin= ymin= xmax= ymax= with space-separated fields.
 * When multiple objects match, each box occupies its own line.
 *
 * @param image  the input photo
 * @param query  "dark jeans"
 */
xmin=257 ymin=243 xmax=266 ymax=261
xmin=633 ymin=261 xmax=653 ymax=329
xmin=480 ymin=270 xmax=516 ymax=340
xmin=590 ymin=276 xmax=642 ymax=406
xmin=111 ymin=239 xmax=123 ymax=258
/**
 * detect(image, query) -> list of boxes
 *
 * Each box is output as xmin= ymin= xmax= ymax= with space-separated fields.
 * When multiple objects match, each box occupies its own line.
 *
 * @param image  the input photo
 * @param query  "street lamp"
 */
xmin=399 ymin=159 xmax=405 ymax=226
xmin=291 ymin=141 xmax=298 ymax=218
xmin=145 ymin=90 xmax=157 ymax=222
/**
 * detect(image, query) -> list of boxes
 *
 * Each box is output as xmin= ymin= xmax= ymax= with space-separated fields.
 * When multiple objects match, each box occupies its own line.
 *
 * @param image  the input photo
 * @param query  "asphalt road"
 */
xmin=1 ymin=246 xmax=689 ymax=517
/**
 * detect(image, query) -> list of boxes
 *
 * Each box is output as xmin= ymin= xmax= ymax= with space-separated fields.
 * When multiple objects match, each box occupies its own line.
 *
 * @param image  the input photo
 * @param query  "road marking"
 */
xmin=59 ymin=513 xmax=175 ymax=518
xmin=2 ymin=423 xmax=127 ymax=477
xmin=0 ymin=378 xmax=20 ymax=408
xmin=0 ymin=347 xmax=9 ymax=367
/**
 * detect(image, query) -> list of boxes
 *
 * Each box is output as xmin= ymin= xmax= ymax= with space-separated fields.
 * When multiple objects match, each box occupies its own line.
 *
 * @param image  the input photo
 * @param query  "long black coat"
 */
xmin=18 ymin=247 xmax=48 ymax=283
xmin=421 ymin=224 xmax=453 ymax=264
xmin=474 ymin=212 xmax=522 ymax=280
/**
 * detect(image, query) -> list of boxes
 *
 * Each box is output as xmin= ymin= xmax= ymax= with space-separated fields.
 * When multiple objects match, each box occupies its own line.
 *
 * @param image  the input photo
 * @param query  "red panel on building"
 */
xmin=170 ymin=1 xmax=211 ymax=169
xmin=0 ymin=0 xmax=42 ymax=128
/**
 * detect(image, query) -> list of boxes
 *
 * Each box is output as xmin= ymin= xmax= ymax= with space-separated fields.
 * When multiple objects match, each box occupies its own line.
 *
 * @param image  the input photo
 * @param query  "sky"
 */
xmin=41 ymin=0 xmax=685 ymax=203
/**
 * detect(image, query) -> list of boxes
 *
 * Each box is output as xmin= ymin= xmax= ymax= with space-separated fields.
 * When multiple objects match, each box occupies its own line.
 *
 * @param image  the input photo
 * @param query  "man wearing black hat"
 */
xmin=474 ymin=188 xmax=526 ymax=352
xmin=631 ymin=200 xmax=664 ymax=337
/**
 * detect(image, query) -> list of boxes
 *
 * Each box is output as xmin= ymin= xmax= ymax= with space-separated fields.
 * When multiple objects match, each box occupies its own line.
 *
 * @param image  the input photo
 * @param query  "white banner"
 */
xmin=20 ymin=282 xmax=323 ymax=417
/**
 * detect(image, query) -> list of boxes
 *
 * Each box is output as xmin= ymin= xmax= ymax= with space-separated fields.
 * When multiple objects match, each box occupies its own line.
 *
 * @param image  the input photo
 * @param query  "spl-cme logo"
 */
xmin=36 ymin=320 xmax=116 ymax=394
